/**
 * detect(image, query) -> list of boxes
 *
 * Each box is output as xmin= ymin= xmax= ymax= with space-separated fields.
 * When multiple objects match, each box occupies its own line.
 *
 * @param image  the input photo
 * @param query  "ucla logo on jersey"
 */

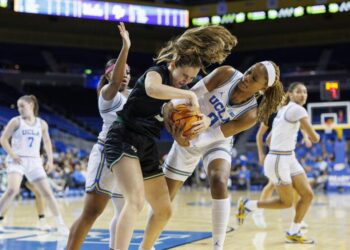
xmin=208 ymin=95 xmax=230 ymax=126
xmin=22 ymin=130 xmax=39 ymax=136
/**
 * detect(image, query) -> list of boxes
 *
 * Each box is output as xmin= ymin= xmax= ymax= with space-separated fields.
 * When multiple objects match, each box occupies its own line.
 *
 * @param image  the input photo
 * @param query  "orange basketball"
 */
xmin=171 ymin=104 xmax=202 ymax=137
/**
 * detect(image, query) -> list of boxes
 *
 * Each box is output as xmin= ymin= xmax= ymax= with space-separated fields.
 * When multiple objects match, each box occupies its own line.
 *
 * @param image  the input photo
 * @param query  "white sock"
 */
xmin=55 ymin=216 xmax=65 ymax=226
xmin=288 ymin=222 xmax=301 ymax=235
xmin=254 ymin=209 xmax=264 ymax=215
xmin=212 ymin=198 xmax=230 ymax=250
xmin=245 ymin=200 xmax=258 ymax=211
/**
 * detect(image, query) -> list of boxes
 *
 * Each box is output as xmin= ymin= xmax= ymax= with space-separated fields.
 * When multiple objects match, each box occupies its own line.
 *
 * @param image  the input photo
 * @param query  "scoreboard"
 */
xmin=320 ymin=81 xmax=340 ymax=101
xmin=13 ymin=0 xmax=189 ymax=27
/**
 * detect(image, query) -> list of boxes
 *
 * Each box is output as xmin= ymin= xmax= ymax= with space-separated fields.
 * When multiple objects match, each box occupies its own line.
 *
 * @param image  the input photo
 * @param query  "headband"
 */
xmin=105 ymin=64 xmax=115 ymax=75
xmin=261 ymin=61 xmax=276 ymax=87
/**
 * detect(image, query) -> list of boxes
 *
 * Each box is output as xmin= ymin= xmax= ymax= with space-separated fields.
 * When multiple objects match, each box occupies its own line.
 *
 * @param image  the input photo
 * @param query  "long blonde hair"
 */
xmin=18 ymin=95 xmax=39 ymax=116
xmin=155 ymin=25 xmax=237 ymax=72
xmin=257 ymin=61 xmax=285 ymax=125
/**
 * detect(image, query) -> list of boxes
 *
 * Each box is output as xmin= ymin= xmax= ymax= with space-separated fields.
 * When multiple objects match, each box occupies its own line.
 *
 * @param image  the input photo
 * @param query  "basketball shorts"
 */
xmin=6 ymin=156 xmax=47 ymax=182
xmin=264 ymin=150 xmax=305 ymax=185
xmin=85 ymin=142 xmax=123 ymax=198
xmin=104 ymin=121 xmax=163 ymax=180
xmin=163 ymin=139 xmax=232 ymax=182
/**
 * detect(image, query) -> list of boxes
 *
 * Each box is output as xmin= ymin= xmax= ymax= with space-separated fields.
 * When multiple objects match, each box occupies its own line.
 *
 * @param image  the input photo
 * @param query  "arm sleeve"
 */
xmin=98 ymin=92 xmax=122 ymax=112
xmin=284 ymin=104 xmax=308 ymax=123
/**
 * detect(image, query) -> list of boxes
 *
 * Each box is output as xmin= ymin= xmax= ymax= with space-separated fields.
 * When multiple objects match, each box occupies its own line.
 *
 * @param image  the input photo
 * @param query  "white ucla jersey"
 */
xmin=197 ymin=70 xmax=258 ymax=128
xmin=270 ymin=102 xmax=308 ymax=151
xmin=97 ymin=91 xmax=128 ymax=141
xmin=11 ymin=117 xmax=42 ymax=157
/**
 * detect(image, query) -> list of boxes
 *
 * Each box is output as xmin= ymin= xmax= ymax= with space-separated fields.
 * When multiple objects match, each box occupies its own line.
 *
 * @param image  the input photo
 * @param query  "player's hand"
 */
xmin=45 ymin=162 xmax=55 ymax=172
xmin=118 ymin=22 xmax=130 ymax=49
xmin=188 ymin=114 xmax=211 ymax=138
xmin=163 ymin=102 xmax=175 ymax=133
xmin=302 ymin=137 xmax=312 ymax=148
xmin=11 ymin=154 xmax=22 ymax=165
xmin=188 ymin=92 xmax=200 ymax=110
xmin=171 ymin=121 xmax=190 ymax=147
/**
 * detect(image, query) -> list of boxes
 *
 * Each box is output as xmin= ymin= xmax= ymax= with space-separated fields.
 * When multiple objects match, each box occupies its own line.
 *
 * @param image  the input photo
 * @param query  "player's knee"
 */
xmin=40 ymin=189 xmax=52 ymax=199
xmin=6 ymin=187 xmax=20 ymax=197
xmin=126 ymin=192 xmax=145 ymax=213
xmin=301 ymin=189 xmax=314 ymax=203
xmin=153 ymin=202 xmax=172 ymax=220
xmin=83 ymin=204 xmax=104 ymax=219
xmin=209 ymin=173 xmax=229 ymax=188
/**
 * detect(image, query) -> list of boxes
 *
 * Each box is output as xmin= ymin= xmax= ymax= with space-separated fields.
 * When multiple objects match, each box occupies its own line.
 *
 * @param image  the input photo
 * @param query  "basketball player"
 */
xmin=67 ymin=22 xmax=130 ymax=250
xmin=151 ymin=61 xmax=284 ymax=250
xmin=236 ymin=82 xmax=320 ymax=244
xmin=254 ymin=104 xmax=311 ymax=229
xmin=0 ymin=95 xmax=69 ymax=234
xmin=104 ymin=25 xmax=237 ymax=250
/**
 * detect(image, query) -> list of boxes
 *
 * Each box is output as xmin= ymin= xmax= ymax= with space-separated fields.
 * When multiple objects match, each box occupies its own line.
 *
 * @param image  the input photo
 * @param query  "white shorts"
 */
xmin=163 ymin=140 xmax=232 ymax=182
xmin=264 ymin=150 xmax=305 ymax=185
xmin=85 ymin=143 xmax=122 ymax=198
xmin=6 ymin=156 xmax=47 ymax=182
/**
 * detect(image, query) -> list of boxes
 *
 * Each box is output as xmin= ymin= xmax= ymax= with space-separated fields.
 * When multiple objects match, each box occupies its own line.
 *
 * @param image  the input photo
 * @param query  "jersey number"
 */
xmin=28 ymin=137 xmax=34 ymax=147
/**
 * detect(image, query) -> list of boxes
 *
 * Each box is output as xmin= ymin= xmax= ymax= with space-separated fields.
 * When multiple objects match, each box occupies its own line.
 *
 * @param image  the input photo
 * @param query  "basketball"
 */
xmin=171 ymin=104 xmax=202 ymax=137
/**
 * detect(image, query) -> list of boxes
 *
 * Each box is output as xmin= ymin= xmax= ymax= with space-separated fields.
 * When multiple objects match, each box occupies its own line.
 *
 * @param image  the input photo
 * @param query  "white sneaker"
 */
xmin=37 ymin=218 xmax=52 ymax=231
xmin=300 ymin=221 xmax=308 ymax=229
xmin=252 ymin=210 xmax=267 ymax=229
xmin=56 ymin=225 xmax=69 ymax=235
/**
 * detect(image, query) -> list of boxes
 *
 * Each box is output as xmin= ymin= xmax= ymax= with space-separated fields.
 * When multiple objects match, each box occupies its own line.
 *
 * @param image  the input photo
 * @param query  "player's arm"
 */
xmin=191 ymin=66 xmax=236 ymax=96
xmin=145 ymin=71 xmax=199 ymax=108
xmin=301 ymin=129 xmax=312 ymax=148
xmin=0 ymin=118 xmax=20 ymax=160
xmin=300 ymin=117 xmax=320 ymax=143
xmin=266 ymin=131 xmax=272 ymax=147
xmin=102 ymin=22 xmax=131 ymax=101
xmin=41 ymin=120 xmax=54 ymax=170
xmin=286 ymin=104 xmax=320 ymax=143
xmin=190 ymin=108 xmax=257 ymax=148
xmin=256 ymin=123 xmax=269 ymax=165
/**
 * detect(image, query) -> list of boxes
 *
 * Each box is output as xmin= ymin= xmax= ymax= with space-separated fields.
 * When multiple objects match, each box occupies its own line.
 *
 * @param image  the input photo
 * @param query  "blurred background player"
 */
xmin=237 ymin=82 xmax=320 ymax=244
xmin=254 ymin=91 xmax=310 ymax=229
xmin=0 ymin=95 xmax=69 ymax=234
xmin=67 ymin=22 xmax=130 ymax=250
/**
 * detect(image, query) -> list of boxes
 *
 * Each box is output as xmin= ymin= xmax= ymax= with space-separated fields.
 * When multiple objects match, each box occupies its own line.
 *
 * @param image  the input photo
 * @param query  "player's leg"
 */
xmin=66 ymin=192 xmax=110 ymax=250
xmin=109 ymin=197 xmax=124 ymax=250
xmin=140 ymin=141 xmax=197 ymax=250
xmin=32 ymin=178 xmax=69 ymax=234
xmin=252 ymin=180 xmax=274 ymax=228
xmin=237 ymin=154 xmax=294 ymax=225
xmin=285 ymin=173 xmax=314 ymax=244
xmin=139 ymin=176 xmax=172 ymax=250
xmin=207 ymin=158 xmax=231 ymax=250
xmin=25 ymin=181 xmax=50 ymax=231
xmin=0 ymin=172 xmax=23 ymax=231
xmin=111 ymin=156 xmax=145 ymax=250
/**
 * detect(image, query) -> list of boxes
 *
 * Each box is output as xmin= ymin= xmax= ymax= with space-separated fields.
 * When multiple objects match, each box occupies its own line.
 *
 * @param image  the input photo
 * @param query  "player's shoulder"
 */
xmin=38 ymin=117 xmax=48 ymax=128
xmin=8 ymin=116 xmax=21 ymax=126
xmin=289 ymin=102 xmax=306 ymax=112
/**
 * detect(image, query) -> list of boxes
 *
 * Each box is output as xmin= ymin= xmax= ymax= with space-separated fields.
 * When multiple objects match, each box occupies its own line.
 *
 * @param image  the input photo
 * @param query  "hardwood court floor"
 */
xmin=1 ymin=188 xmax=349 ymax=249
